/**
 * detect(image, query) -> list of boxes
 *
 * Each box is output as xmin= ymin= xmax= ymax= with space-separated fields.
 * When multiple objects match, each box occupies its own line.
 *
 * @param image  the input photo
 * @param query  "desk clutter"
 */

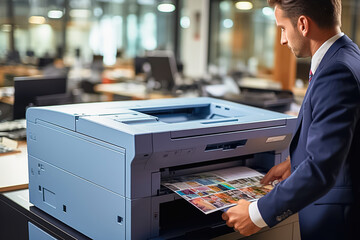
xmin=0 ymin=137 xmax=20 ymax=155
xmin=0 ymin=119 xmax=26 ymax=141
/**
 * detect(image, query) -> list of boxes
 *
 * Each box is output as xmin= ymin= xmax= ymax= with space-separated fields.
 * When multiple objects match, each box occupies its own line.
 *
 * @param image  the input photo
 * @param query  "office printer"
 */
xmin=222 ymin=87 xmax=294 ymax=113
xmin=27 ymin=97 xmax=297 ymax=240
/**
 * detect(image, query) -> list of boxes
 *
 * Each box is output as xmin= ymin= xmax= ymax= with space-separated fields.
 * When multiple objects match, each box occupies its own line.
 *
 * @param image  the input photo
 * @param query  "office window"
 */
xmin=0 ymin=0 xmax=178 ymax=66
xmin=342 ymin=0 xmax=360 ymax=46
xmin=208 ymin=0 xmax=276 ymax=77
xmin=13 ymin=0 xmax=64 ymax=59
xmin=140 ymin=13 xmax=157 ymax=51
xmin=0 ymin=1 xmax=9 ymax=58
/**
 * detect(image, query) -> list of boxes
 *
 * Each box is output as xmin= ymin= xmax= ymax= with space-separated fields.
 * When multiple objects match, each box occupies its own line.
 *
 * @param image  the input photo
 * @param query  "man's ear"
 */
xmin=297 ymin=15 xmax=310 ymax=37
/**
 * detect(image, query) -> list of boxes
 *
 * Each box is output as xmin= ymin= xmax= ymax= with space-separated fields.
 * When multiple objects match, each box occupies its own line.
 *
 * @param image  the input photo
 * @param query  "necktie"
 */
xmin=309 ymin=70 xmax=313 ymax=82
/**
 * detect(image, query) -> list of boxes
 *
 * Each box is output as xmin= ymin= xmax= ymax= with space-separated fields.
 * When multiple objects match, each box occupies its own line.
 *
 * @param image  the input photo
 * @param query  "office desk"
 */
xmin=102 ymin=68 xmax=136 ymax=83
xmin=94 ymin=82 xmax=173 ymax=101
xmin=0 ymin=141 xmax=28 ymax=192
xmin=0 ymin=189 xmax=90 ymax=240
xmin=0 ymin=86 xmax=14 ymax=105
xmin=0 ymin=189 xmax=300 ymax=240
xmin=0 ymin=65 xmax=41 ymax=87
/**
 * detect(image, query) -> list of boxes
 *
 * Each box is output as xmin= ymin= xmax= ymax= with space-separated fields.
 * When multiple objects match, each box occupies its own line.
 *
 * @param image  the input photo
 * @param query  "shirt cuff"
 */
xmin=249 ymin=200 xmax=267 ymax=228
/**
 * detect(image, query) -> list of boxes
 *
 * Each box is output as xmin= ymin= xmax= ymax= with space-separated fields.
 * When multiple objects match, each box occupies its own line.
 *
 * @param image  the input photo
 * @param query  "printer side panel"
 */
xmin=27 ymin=120 xmax=126 ymax=195
xmin=27 ymin=121 xmax=127 ymax=239
xmin=29 ymin=155 xmax=126 ymax=240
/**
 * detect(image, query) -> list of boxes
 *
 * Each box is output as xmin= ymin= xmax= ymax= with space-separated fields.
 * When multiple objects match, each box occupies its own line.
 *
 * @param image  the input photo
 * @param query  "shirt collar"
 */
xmin=311 ymin=32 xmax=344 ymax=74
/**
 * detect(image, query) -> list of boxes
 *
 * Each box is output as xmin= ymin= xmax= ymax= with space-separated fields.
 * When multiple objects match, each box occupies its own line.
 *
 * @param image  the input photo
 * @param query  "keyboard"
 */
xmin=0 ymin=119 xmax=26 ymax=140
xmin=0 ymin=143 xmax=16 ymax=154
xmin=0 ymin=119 xmax=26 ymax=132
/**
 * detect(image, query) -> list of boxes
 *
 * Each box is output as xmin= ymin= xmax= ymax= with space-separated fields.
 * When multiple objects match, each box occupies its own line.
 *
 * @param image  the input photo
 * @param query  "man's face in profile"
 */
xmin=274 ymin=6 xmax=310 ymax=58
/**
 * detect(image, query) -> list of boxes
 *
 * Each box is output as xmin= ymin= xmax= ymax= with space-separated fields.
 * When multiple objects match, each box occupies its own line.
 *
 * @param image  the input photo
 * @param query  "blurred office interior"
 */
xmin=0 ymin=1 xmax=360 ymax=238
xmin=0 ymin=0 xmax=360 ymax=124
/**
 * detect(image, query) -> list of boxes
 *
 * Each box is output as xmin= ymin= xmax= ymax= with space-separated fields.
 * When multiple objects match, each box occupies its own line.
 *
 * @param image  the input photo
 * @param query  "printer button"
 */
xmin=181 ymin=148 xmax=194 ymax=156
xmin=163 ymin=152 xmax=172 ymax=158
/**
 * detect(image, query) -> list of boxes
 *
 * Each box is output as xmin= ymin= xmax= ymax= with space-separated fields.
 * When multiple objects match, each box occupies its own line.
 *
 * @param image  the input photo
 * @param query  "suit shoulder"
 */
xmin=334 ymin=43 xmax=360 ymax=69
xmin=330 ymin=43 xmax=360 ymax=80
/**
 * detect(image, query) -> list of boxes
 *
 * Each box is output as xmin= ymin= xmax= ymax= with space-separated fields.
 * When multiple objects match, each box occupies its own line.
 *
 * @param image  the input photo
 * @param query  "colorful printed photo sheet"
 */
xmin=162 ymin=166 xmax=273 ymax=214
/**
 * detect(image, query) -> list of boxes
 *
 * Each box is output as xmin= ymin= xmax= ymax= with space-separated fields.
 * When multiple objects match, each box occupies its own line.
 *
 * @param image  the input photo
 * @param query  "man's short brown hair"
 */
xmin=268 ymin=0 xmax=342 ymax=28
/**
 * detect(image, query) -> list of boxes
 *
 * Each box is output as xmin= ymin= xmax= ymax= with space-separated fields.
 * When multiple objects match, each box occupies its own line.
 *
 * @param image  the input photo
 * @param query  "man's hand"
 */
xmin=261 ymin=157 xmax=291 ymax=185
xmin=222 ymin=200 xmax=261 ymax=236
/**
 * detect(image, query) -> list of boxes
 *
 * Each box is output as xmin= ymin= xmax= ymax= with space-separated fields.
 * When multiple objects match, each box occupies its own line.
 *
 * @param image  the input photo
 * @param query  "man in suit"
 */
xmin=222 ymin=0 xmax=360 ymax=239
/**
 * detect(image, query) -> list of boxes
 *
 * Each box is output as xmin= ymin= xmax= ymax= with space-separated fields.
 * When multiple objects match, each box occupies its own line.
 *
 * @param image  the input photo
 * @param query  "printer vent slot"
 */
xmin=205 ymin=140 xmax=247 ymax=151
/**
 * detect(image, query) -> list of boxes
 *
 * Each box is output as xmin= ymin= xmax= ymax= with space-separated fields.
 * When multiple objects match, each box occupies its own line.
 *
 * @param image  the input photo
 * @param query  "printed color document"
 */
xmin=162 ymin=166 xmax=273 ymax=214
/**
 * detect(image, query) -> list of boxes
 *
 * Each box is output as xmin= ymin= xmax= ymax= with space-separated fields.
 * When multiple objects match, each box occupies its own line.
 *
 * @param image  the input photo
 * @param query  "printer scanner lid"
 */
xmin=27 ymin=97 xmax=295 ymax=138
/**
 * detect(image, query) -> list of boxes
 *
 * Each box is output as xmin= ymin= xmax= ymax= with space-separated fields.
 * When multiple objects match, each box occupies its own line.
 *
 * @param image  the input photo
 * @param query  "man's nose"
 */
xmin=280 ymin=32 xmax=288 ymax=45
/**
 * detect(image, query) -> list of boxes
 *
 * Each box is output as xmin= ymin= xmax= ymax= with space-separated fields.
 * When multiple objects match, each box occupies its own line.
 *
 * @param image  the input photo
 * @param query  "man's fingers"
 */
xmin=222 ymin=212 xmax=235 ymax=228
xmin=222 ymin=212 xmax=229 ymax=221
xmin=226 ymin=221 xmax=234 ymax=228
xmin=260 ymin=173 xmax=275 ymax=184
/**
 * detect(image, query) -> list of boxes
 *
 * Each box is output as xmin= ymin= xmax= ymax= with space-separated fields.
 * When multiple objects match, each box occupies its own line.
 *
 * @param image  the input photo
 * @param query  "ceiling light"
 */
xmin=262 ymin=7 xmax=273 ymax=16
xmin=180 ymin=16 xmax=190 ymax=28
xmin=223 ymin=19 xmax=233 ymax=29
xmin=93 ymin=7 xmax=103 ymax=17
xmin=235 ymin=1 xmax=253 ymax=10
xmin=70 ymin=9 xmax=91 ymax=18
xmin=157 ymin=3 xmax=175 ymax=13
xmin=48 ymin=10 xmax=63 ymax=19
xmin=29 ymin=16 xmax=46 ymax=24
xmin=137 ymin=0 xmax=154 ymax=5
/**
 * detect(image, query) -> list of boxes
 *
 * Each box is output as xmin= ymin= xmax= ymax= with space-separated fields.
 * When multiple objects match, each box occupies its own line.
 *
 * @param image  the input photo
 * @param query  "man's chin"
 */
xmin=293 ymin=50 xmax=308 ymax=58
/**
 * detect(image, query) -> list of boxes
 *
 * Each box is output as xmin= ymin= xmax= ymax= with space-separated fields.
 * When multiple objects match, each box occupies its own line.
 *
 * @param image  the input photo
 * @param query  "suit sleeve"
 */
xmin=257 ymin=62 xmax=360 ymax=227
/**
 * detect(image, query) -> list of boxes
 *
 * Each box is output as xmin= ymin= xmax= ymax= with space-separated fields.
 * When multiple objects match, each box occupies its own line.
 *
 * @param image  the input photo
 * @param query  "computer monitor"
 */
xmin=134 ymin=56 xmax=148 ymax=75
xmin=38 ymin=57 xmax=54 ymax=69
xmin=146 ymin=51 xmax=179 ymax=92
xmin=13 ymin=75 xmax=67 ymax=119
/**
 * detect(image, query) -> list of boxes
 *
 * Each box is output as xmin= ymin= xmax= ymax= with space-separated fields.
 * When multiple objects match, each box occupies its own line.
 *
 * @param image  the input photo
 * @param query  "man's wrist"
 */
xmin=249 ymin=200 xmax=267 ymax=228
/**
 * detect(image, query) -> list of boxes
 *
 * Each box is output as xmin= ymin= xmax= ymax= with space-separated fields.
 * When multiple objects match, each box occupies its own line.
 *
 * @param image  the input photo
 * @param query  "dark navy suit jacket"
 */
xmin=258 ymin=35 xmax=360 ymax=240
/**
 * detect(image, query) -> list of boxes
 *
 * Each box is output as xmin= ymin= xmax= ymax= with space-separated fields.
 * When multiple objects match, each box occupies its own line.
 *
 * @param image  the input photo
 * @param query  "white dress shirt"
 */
xmin=248 ymin=32 xmax=345 ymax=228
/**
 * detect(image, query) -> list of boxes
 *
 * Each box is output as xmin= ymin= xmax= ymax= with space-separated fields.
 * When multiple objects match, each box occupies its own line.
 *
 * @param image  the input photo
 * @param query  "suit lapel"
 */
xmin=293 ymin=35 xmax=351 ymax=136
xmin=290 ymin=35 xmax=352 ymax=155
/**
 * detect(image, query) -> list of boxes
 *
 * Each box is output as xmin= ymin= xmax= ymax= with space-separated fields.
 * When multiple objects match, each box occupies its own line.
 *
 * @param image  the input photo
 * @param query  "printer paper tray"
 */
xmin=157 ymin=198 xmax=231 ymax=240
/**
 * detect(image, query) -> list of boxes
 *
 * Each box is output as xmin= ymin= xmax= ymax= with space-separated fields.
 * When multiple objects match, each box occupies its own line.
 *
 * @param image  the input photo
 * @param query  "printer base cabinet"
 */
xmin=28 ymin=222 xmax=57 ymax=240
xmin=153 ymin=197 xmax=301 ymax=240
xmin=213 ymin=215 xmax=300 ymax=240
xmin=1 ymin=189 xmax=300 ymax=240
